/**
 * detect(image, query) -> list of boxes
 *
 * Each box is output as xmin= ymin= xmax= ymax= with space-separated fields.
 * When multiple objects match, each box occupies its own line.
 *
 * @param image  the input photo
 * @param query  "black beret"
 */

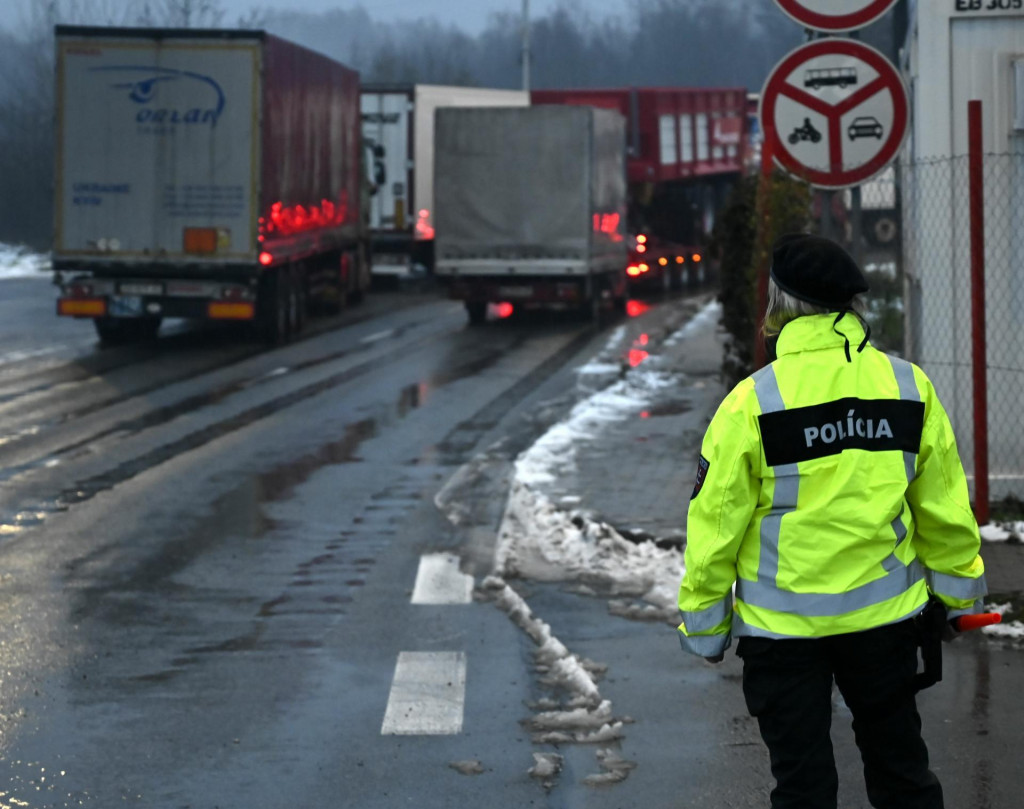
xmin=770 ymin=233 xmax=869 ymax=308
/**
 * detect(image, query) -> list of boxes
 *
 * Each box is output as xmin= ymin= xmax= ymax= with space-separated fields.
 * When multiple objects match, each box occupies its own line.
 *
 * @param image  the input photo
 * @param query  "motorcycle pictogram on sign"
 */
xmin=759 ymin=38 xmax=908 ymax=190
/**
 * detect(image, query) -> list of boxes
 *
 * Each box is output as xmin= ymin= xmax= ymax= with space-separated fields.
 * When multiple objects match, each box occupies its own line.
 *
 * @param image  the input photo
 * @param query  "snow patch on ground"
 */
xmin=516 ymin=356 xmax=677 ymax=489
xmin=980 ymin=522 xmax=1024 ymax=543
xmin=0 ymin=244 xmax=49 ymax=280
xmin=494 ymin=480 xmax=683 ymax=621
xmin=663 ymin=300 xmax=721 ymax=347
xmin=472 ymin=301 xmax=716 ymax=789
xmin=983 ymin=603 xmax=1024 ymax=641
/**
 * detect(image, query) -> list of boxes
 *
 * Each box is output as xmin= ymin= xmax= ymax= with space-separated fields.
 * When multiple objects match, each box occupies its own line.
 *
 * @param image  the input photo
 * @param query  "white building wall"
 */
xmin=905 ymin=2 xmax=1024 ymax=496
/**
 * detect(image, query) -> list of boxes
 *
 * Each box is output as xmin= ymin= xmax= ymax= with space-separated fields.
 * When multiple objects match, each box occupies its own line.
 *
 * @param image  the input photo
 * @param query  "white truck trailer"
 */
xmin=359 ymin=84 xmax=529 ymax=279
xmin=53 ymin=26 xmax=369 ymax=344
xmin=433 ymin=105 xmax=629 ymax=325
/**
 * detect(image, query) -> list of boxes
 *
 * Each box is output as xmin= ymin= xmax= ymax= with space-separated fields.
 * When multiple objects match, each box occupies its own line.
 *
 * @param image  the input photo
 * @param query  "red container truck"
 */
xmin=532 ymin=87 xmax=747 ymax=291
xmin=53 ymin=26 xmax=370 ymax=343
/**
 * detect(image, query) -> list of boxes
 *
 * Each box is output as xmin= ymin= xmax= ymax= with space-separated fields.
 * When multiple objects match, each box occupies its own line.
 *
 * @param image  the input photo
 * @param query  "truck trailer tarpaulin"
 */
xmin=433 ymin=105 xmax=628 ymax=325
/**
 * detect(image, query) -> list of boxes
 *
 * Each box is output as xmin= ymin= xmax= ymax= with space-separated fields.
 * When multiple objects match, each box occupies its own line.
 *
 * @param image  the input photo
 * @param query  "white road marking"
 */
xmin=380 ymin=651 xmax=466 ymax=735
xmin=359 ymin=329 xmax=394 ymax=345
xmin=411 ymin=553 xmax=474 ymax=605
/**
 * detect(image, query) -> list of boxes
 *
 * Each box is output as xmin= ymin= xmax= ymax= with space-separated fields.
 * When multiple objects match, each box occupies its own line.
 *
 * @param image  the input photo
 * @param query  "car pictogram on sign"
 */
xmin=847 ymin=115 xmax=884 ymax=140
xmin=759 ymin=38 xmax=908 ymax=189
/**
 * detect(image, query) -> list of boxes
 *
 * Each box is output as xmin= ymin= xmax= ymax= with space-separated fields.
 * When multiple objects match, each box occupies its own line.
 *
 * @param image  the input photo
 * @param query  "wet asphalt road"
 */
xmin=0 ymin=277 xmax=1020 ymax=808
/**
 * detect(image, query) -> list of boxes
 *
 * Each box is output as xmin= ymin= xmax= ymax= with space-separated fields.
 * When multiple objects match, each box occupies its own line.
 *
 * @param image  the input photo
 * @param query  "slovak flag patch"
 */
xmin=691 ymin=454 xmax=710 ymax=500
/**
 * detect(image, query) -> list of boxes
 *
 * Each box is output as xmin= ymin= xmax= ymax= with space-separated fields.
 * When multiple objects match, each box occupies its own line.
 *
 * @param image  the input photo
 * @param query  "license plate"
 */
xmin=108 ymin=295 xmax=144 ymax=317
xmin=119 ymin=282 xmax=163 ymax=296
xmin=497 ymin=285 xmax=533 ymax=299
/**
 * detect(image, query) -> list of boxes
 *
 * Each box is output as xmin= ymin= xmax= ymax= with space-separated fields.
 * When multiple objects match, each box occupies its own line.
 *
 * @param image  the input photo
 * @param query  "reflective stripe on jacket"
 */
xmin=677 ymin=313 xmax=986 ymax=657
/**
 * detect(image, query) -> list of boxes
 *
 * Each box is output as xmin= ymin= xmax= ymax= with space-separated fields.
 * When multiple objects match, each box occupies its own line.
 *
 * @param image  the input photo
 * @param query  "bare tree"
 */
xmin=131 ymin=0 xmax=225 ymax=28
xmin=0 ymin=0 xmax=138 ymax=247
xmin=0 ymin=0 xmax=240 ymax=248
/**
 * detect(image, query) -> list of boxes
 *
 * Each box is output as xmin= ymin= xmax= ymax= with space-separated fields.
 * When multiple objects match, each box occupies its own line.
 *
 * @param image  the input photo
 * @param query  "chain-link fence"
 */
xmin=902 ymin=152 xmax=1024 ymax=509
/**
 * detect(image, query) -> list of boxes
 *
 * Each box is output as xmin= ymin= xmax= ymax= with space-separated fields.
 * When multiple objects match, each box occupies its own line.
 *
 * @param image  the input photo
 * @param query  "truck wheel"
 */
xmin=289 ymin=268 xmax=307 ymax=336
xmin=260 ymin=271 xmax=291 ymax=345
xmin=348 ymin=246 xmax=367 ymax=306
xmin=465 ymin=301 xmax=487 ymax=326
xmin=587 ymin=283 xmax=606 ymax=329
xmin=133 ymin=317 xmax=162 ymax=342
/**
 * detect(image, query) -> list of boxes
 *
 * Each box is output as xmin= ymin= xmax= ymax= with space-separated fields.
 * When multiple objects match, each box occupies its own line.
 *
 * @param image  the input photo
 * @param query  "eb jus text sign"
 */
xmin=759 ymin=39 xmax=908 ymax=189
xmin=954 ymin=0 xmax=1024 ymax=14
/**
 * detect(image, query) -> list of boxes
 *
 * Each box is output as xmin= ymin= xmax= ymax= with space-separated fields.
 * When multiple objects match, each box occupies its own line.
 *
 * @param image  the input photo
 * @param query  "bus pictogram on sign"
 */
xmin=759 ymin=39 xmax=908 ymax=189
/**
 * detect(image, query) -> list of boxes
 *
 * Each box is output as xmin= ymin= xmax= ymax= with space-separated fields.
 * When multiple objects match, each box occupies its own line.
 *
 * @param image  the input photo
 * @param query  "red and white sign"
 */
xmin=759 ymin=39 xmax=908 ymax=189
xmin=773 ymin=0 xmax=900 ymax=32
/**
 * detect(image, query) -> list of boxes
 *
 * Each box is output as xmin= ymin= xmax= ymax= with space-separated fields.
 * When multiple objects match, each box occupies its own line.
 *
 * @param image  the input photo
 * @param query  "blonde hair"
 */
xmin=762 ymin=279 xmax=864 ymax=339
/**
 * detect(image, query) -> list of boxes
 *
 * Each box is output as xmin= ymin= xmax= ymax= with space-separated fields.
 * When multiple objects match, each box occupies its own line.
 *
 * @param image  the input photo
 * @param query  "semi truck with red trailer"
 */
xmin=531 ymin=87 xmax=747 ymax=291
xmin=433 ymin=105 xmax=628 ymax=325
xmin=53 ymin=26 xmax=370 ymax=343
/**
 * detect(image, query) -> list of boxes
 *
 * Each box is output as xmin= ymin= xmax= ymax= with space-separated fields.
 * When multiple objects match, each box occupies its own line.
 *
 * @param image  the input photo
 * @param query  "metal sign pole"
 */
xmin=521 ymin=0 xmax=531 ymax=92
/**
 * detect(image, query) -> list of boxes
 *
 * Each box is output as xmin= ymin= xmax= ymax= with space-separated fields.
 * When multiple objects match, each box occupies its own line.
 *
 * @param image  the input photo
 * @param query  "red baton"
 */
xmin=952 ymin=613 xmax=1002 ymax=632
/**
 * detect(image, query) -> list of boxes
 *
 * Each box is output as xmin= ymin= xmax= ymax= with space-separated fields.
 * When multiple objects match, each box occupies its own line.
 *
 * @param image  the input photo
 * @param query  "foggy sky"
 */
xmin=0 ymin=0 xmax=631 ymax=34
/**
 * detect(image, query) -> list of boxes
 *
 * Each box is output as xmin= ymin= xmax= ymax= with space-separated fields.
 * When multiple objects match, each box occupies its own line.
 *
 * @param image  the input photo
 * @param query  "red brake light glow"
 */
xmin=415 ymin=209 xmax=435 ymax=241
xmin=592 ymin=213 xmax=623 ymax=241
xmin=258 ymin=252 xmax=273 ymax=266
xmin=260 ymin=191 xmax=350 ymax=239
xmin=628 ymin=349 xmax=649 ymax=367
xmin=626 ymin=300 xmax=651 ymax=317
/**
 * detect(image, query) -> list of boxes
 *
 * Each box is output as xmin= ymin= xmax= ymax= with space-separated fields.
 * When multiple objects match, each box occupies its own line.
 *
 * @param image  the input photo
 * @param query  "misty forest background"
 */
xmin=0 ymin=0 xmax=899 ymax=249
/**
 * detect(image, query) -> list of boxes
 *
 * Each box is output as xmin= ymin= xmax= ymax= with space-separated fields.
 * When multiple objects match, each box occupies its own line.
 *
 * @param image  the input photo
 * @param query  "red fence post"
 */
xmin=968 ymin=99 xmax=989 ymax=524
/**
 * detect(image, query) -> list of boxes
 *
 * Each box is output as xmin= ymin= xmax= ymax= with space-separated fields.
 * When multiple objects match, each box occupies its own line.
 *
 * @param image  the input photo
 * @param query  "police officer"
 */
xmin=677 ymin=234 xmax=986 ymax=809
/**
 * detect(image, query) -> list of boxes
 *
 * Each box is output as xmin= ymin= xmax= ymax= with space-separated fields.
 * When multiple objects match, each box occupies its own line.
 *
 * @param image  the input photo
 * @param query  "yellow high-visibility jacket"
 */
xmin=677 ymin=313 xmax=987 ymax=658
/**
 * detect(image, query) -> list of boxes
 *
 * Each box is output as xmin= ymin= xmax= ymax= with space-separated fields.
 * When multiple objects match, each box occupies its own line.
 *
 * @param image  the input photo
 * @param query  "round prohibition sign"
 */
xmin=774 ymin=0 xmax=900 ymax=32
xmin=760 ymin=39 xmax=908 ymax=189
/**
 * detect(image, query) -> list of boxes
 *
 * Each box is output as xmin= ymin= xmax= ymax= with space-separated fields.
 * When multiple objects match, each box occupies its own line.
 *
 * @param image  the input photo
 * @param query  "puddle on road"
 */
xmin=255 ymin=418 xmax=378 ymax=503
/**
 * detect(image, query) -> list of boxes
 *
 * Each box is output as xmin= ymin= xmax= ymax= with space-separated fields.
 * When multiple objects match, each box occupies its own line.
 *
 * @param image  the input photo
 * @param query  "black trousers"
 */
xmin=736 ymin=620 xmax=943 ymax=809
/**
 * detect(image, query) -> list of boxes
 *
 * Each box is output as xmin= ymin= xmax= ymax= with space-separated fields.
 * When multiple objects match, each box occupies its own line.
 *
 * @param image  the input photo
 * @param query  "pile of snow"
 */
xmin=498 ymin=305 xmax=707 ymax=617
xmin=980 ymin=523 xmax=1024 ymax=543
xmin=516 ymin=356 xmax=676 ymax=489
xmin=480 ymin=575 xmax=630 ymax=768
xmin=983 ymin=602 xmax=1024 ymax=641
xmin=468 ymin=302 xmax=717 ymax=789
xmin=0 ymin=244 xmax=49 ymax=280
xmin=494 ymin=480 xmax=683 ymax=622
